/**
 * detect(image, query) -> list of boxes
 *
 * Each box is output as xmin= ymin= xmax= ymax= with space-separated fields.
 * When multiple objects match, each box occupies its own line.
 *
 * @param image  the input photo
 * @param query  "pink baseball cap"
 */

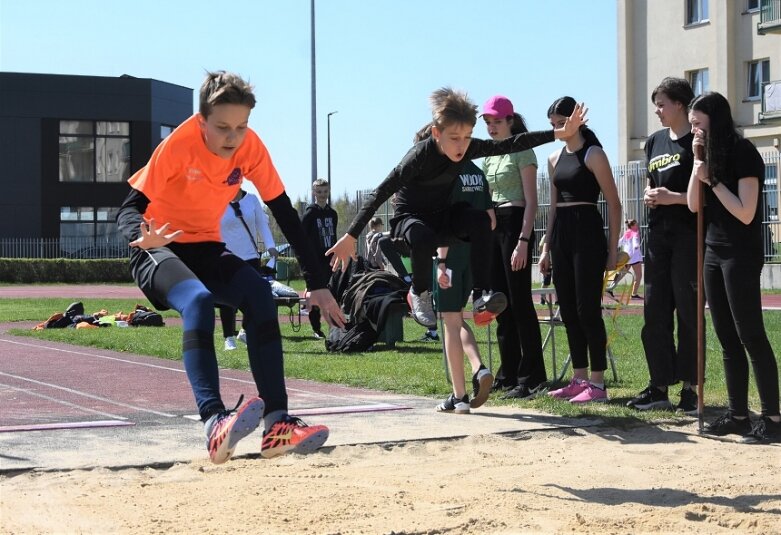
xmin=482 ymin=95 xmax=514 ymax=117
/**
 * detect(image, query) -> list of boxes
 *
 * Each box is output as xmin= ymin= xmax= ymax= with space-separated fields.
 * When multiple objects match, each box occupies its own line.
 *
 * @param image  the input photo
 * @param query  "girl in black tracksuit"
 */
xmin=627 ymin=77 xmax=700 ymax=414
xmin=539 ymin=97 xmax=622 ymax=404
xmin=687 ymin=91 xmax=780 ymax=444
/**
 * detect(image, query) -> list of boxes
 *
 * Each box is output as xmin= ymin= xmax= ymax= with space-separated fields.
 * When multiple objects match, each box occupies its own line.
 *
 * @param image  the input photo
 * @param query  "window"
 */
xmin=747 ymin=59 xmax=770 ymax=100
xmin=686 ymin=0 xmax=709 ymax=24
xmin=688 ymin=68 xmax=710 ymax=96
xmin=160 ymin=124 xmax=174 ymax=139
xmin=60 ymin=206 xmax=121 ymax=249
xmin=746 ymin=0 xmax=759 ymax=11
xmin=59 ymin=120 xmax=130 ymax=182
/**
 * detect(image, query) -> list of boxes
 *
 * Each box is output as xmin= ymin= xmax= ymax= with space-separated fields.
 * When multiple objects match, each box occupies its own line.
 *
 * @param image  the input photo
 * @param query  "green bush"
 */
xmin=0 ymin=258 xmax=133 ymax=283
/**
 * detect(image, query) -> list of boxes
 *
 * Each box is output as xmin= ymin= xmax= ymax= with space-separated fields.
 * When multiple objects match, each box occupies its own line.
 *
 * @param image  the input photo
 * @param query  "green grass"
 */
xmin=3 ymin=291 xmax=780 ymax=424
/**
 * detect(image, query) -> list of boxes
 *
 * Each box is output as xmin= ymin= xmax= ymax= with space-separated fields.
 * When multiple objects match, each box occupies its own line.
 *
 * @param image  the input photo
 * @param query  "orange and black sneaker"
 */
xmin=260 ymin=415 xmax=329 ymax=459
xmin=473 ymin=309 xmax=499 ymax=327
xmin=205 ymin=396 xmax=264 ymax=465
xmin=472 ymin=290 xmax=507 ymax=326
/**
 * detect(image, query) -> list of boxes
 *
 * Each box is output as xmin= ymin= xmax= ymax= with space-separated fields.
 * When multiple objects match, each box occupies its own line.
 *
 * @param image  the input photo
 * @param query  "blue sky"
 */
xmin=0 ymin=0 xmax=617 ymax=203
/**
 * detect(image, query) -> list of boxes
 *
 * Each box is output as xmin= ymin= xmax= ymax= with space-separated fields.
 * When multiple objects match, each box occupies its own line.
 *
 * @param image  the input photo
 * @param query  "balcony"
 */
xmin=758 ymin=0 xmax=781 ymax=34
xmin=760 ymin=80 xmax=781 ymax=122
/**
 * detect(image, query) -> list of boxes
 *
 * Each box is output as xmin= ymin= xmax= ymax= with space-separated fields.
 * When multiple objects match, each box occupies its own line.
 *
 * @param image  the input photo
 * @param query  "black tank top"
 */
xmin=552 ymin=143 xmax=601 ymax=204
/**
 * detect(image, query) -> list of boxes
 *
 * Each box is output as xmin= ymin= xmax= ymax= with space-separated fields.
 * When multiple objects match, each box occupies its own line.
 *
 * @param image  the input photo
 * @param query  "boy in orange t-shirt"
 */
xmin=117 ymin=71 xmax=345 ymax=464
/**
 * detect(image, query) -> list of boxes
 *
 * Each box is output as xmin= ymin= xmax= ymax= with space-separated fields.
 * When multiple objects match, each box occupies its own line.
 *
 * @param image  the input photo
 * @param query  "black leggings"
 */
xmin=394 ymin=203 xmax=493 ymax=295
xmin=704 ymin=245 xmax=779 ymax=417
xmin=491 ymin=206 xmax=546 ymax=387
xmin=550 ymin=205 xmax=608 ymax=372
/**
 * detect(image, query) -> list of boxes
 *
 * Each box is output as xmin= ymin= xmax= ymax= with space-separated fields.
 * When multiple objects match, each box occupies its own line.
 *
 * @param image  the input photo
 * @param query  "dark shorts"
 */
xmin=129 ymin=241 xmax=251 ymax=311
xmin=432 ymin=244 xmax=471 ymax=313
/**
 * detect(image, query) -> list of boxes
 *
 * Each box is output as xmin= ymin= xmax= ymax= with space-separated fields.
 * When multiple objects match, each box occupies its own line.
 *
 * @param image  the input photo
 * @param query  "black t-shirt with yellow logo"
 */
xmin=645 ymin=129 xmax=695 ymax=230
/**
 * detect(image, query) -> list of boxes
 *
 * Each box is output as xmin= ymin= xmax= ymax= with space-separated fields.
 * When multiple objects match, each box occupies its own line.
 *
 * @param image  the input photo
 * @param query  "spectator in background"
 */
xmin=365 ymin=217 xmax=386 ymax=269
xmin=613 ymin=219 xmax=643 ymax=299
xmin=627 ymin=77 xmax=698 ymax=414
xmin=687 ymin=91 xmax=780 ymax=443
xmin=301 ymin=179 xmax=338 ymax=339
xmin=219 ymin=188 xmax=278 ymax=350
xmin=540 ymin=96 xmax=621 ymax=404
xmin=481 ymin=95 xmax=547 ymax=399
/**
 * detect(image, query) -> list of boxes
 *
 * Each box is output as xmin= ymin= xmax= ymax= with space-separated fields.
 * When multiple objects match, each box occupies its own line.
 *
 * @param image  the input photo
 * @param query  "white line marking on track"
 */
xmin=0 ymin=337 xmax=396 ymax=404
xmin=0 ymin=382 xmax=128 ymax=420
xmin=0 ymin=372 xmax=177 ymax=418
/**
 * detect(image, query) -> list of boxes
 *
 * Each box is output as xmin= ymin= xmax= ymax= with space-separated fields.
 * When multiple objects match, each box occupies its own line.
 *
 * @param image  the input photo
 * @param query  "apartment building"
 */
xmin=618 ymin=0 xmax=781 ymax=163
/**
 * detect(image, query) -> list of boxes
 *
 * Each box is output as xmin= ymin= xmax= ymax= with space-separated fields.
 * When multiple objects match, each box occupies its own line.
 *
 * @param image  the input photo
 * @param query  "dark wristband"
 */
xmin=437 ymin=257 xmax=447 ymax=264
xmin=518 ymin=236 xmax=530 ymax=243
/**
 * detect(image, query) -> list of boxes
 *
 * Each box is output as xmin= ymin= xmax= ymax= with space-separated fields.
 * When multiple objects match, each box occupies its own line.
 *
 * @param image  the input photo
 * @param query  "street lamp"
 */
xmin=327 ymin=110 xmax=338 ymax=205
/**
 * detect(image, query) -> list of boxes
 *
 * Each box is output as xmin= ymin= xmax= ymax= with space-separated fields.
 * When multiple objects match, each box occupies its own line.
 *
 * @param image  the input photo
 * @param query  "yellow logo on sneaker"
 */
xmin=266 ymin=430 xmax=293 ymax=442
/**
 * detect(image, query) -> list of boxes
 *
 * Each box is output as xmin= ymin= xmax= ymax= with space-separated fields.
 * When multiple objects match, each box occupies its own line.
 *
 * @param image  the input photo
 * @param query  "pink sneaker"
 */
xmin=548 ymin=378 xmax=588 ymax=400
xmin=569 ymin=384 xmax=608 ymax=403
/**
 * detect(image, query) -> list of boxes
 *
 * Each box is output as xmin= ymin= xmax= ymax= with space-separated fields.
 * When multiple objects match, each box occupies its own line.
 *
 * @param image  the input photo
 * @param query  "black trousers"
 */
xmin=640 ymin=224 xmax=699 ymax=386
xmin=393 ymin=203 xmax=493 ymax=295
xmin=491 ymin=206 xmax=546 ymax=388
xmin=218 ymin=257 xmax=262 ymax=338
xmin=550 ymin=205 xmax=608 ymax=372
xmin=704 ymin=245 xmax=779 ymax=417
xmin=307 ymin=256 xmax=332 ymax=333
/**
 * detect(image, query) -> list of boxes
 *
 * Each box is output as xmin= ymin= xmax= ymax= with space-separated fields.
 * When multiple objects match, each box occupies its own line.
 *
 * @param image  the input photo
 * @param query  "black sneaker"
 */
xmin=741 ymin=416 xmax=781 ymax=444
xmin=313 ymin=329 xmax=326 ymax=340
xmin=627 ymin=385 xmax=672 ymax=411
xmin=503 ymin=383 xmax=548 ymax=400
xmin=419 ymin=330 xmax=439 ymax=342
xmin=436 ymin=393 xmax=470 ymax=414
xmin=490 ymin=378 xmax=513 ymax=393
xmin=470 ymin=365 xmax=494 ymax=409
xmin=702 ymin=411 xmax=752 ymax=436
xmin=676 ymin=387 xmax=699 ymax=416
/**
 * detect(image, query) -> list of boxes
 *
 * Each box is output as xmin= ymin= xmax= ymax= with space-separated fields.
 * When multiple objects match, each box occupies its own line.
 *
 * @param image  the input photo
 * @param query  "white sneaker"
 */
xmin=236 ymin=329 xmax=247 ymax=345
xmin=406 ymin=288 xmax=436 ymax=328
xmin=224 ymin=336 xmax=237 ymax=351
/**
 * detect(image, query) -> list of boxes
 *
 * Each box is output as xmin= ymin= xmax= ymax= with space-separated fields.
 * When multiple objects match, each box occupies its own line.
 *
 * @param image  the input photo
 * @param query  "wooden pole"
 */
xmin=696 ymin=180 xmax=705 ymax=432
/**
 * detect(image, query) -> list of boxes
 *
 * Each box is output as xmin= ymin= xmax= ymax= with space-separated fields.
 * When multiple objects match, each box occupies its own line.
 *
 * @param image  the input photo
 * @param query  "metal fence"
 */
xmin=2 ymin=155 xmax=779 ymax=262
xmin=0 ymin=237 xmax=130 ymax=259
xmin=356 ymin=153 xmax=781 ymax=264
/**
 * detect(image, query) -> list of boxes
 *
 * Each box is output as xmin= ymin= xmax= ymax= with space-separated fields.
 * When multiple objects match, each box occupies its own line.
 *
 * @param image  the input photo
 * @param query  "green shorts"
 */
xmin=432 ymin=244 xmax=471 ymax=313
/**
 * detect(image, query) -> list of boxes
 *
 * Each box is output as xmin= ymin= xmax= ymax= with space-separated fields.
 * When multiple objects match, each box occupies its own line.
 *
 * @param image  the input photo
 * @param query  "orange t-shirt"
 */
xmin=128 ymin=114 xmax=285 ymax=243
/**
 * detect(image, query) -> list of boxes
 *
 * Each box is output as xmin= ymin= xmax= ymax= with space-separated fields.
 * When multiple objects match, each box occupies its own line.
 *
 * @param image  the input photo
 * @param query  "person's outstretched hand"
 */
xmin=307 ymin=288 xmax=346 ymax=329
xmin=555 ymin=103 xmax=589 ymax=139
xmin=129 ymin=219 xmax=183 ymax=249
xmin=326 ymin=234 xmax=357 ymax=272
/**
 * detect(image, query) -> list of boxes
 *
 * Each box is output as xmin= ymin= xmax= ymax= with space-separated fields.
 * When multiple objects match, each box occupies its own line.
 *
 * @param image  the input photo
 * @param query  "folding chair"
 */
xmin=539 ymin=252 xmax=629 ymax=383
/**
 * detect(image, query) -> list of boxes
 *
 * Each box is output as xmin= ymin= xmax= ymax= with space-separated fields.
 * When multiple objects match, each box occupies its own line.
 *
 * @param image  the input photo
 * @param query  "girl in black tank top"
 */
xmin=539 ymin=96 xmax=622 ymax=404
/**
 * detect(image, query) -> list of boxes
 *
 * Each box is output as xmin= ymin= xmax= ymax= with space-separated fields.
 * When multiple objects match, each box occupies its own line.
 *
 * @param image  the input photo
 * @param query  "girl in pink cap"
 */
xmin=481 ymin=95 xmax=547 ymax=399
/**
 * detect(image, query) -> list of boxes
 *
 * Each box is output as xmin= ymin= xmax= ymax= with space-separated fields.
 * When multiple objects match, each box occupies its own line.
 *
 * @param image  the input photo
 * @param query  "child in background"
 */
xmin=301 ymin=179 xmax=338 ymax=339
xmin=365 ymin=217 xmax=386 ymax=269
xmin=614 ymin=219 xmax=643 ymax=299
xmin=219 ymin=188 xmax=278 ymax=350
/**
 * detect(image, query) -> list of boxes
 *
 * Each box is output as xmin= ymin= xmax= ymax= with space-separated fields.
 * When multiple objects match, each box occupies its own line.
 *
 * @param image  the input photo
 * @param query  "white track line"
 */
xmin=0 ymin=382 xmax=128 ymax=420
xmin=0 ymin=337 xmax=393 ymax=403
xmin=0 ymin=372 xmax=177 ymax=418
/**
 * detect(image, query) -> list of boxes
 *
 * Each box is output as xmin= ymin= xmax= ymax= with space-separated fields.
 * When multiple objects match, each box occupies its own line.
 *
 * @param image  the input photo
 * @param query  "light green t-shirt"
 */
xmin=482 ymin=149 xmax=538 ymax=204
